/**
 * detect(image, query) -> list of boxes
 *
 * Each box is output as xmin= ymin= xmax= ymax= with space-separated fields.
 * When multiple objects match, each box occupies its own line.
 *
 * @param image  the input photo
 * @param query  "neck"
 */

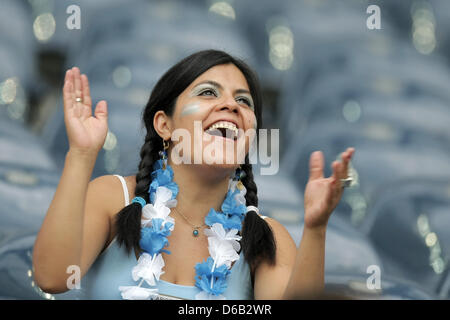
xmin=168 ymin=160 xmax=235 ymax=225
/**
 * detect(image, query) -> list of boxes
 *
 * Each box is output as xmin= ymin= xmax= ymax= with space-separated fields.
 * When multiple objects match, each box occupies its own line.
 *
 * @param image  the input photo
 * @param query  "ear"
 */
xmin=153 ymin=110 xmax=172 ymax=140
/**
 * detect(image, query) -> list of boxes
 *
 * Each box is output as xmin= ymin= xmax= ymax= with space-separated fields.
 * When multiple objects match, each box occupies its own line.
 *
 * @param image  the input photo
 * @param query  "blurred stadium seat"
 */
xmin=323 ymin=272 xmax=437 ymax=300
xmin=359 ymin=176 xmax=450 ymax=299
xmin=282 ymin=119 xmax=450 ymax=227
xmin=0 ymin=117 xmax=59 ymax=253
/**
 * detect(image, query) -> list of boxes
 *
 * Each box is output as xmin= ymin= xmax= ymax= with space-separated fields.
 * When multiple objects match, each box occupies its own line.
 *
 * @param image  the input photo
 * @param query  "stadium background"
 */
xmin=0 ymin=0 xmax=449 ymax=299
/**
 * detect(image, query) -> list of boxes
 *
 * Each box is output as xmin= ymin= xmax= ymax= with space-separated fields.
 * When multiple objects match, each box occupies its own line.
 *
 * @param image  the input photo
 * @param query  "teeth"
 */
xmin=206 ymin=121 xmax=238 ymax=136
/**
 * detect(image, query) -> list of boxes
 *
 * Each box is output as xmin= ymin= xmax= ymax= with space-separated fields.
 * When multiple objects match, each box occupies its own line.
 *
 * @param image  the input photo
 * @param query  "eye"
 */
xmin=199 ymin=89 xmax=217 ymax=97
xmin=236 ymin=96 xmax=253 ymax=108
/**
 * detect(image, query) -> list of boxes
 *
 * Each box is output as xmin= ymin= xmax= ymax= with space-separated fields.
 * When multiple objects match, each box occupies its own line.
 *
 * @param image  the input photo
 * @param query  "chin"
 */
xmin=204 ymin=161 xmax=239 ymax=171
xmin=197 ymin=161 xmax=239 ymax=180
xmin=200 ymin=134 xmax=248 ymax=166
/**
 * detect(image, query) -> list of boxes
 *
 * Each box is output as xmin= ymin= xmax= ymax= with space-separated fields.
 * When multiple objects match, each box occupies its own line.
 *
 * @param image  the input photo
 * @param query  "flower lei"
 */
xmin=118 ymin=158 xmax=247 ymax=300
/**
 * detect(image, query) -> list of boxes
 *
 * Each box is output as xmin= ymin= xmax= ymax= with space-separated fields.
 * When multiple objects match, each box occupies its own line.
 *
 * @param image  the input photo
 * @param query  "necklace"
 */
xmin=172 ymin=207 xmax=207 ymax=237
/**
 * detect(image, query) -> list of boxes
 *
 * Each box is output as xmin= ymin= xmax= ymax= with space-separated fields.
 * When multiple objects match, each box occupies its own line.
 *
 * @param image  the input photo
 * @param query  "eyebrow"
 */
xmin=193 ymin=80 xmax=251 ymax=95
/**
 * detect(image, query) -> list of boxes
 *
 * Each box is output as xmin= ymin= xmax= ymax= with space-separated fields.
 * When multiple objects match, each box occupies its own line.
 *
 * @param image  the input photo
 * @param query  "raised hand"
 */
xmin=303 ymin=147 xmax=355 ymax=230
xmin=63 ymin=67 xmax=108 ymax=156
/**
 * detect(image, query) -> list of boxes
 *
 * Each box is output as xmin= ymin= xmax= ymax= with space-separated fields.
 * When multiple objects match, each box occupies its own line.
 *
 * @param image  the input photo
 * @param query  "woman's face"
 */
xmin=165 ymin=63 xmax=257 ymax=170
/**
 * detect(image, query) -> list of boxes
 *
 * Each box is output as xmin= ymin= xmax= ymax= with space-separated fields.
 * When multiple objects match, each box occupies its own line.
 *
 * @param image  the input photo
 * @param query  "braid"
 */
xmin=240 ymin=160 xmax=277 ymax=283
xmin=115 ymin=134 xmax=160 ymax=255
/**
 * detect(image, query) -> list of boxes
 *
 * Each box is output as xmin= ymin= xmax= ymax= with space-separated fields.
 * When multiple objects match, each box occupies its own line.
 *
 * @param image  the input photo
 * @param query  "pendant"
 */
xmin=193 ymin=229 xmax=199 ymax=237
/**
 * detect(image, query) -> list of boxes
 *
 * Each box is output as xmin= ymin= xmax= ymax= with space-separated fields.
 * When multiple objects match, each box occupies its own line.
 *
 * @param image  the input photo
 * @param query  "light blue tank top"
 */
xmin=82 ymin=175 xmax=254 ymax=300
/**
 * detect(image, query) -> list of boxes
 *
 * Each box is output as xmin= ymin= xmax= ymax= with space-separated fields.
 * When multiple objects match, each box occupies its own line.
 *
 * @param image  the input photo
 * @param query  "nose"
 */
xmin=217 ymin=95 xmax=239 ymax=114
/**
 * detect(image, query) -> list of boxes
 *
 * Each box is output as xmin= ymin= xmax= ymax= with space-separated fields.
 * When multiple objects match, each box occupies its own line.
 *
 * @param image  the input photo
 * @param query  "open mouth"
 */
xmin=205 ymin=121 xmax=239 ymax=141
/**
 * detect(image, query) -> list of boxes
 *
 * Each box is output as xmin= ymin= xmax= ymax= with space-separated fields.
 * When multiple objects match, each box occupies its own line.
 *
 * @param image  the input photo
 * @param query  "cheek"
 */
xmin=178 ymin=101 xmax=212 ymax=120
xmin=173 ymin=101 xmax=212 ymax=136
xmin=180 ymin=103 xmax=201 ymax=117
xmin=243 ymin=111 xmax=257 ymax=130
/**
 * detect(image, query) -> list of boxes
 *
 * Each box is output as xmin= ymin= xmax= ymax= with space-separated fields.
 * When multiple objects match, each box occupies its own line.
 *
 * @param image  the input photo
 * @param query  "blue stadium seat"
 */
xmin=0 ymin=234 xmax=86 ymax=299
xmin=281 ymin=119 xmax=450 ymax=226
xmin=359 ymin=176 xmax=450 ymax=298
xmin=323 ymin=272 xmax=437 ymax=299
xmin=0 ymin=0 xmax=36 ymax=91
xmin=0 ymin=118 xmax=60 ymax=249
xmin=0 ymin=117 xmax=56 ymax=171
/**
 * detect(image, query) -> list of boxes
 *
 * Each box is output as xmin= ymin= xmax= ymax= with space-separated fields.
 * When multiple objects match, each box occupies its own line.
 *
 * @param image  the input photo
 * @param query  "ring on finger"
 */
xmin=75 ymin=97 xmax=83 ymax=103
xmin=340 ymin=176 xmax=353 ymax=188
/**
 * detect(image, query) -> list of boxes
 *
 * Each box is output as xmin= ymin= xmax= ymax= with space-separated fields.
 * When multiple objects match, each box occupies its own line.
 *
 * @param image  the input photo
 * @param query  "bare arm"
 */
xmin=33 ymin=152 xmax=110 ymax=293
xmin=253 ymin=217 xmax=296 ymax=300
xmin=32 ymin=67 xmax=110 ymax=293
xmin=282 ymin=226 xmax=326 ymax=298
xmin=254 ymin=148 xmax=355 ymax=299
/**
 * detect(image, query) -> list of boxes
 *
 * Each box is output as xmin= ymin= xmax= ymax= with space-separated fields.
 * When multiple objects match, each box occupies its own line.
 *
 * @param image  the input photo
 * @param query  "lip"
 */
xmin=203 ymin=118 xmax=241 ymax=131
xmin=204 ymin=118 xmax=243 ymax=141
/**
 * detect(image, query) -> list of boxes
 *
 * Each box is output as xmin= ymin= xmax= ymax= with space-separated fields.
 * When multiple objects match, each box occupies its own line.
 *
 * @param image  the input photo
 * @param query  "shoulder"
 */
xmin=262 ymin=217 xmax=297 ymax=253
xmin=252 ymin=216 xmax=297 ymax=299
xmin=86 ymin=175 xmax=136 ymax=218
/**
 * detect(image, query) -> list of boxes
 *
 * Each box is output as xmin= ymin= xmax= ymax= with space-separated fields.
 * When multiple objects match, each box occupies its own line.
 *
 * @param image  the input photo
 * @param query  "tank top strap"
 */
xmin=113 ymin=175 xmax=130 ymax=206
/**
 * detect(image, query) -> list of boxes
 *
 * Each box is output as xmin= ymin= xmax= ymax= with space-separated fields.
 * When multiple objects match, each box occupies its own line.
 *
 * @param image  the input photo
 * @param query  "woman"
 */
xmin=32 ymin=49 xmax=355 ymax=300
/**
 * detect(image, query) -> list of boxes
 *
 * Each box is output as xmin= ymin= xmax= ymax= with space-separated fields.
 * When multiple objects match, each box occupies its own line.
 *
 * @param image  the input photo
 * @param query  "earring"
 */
xmin=159 ymin=139 xmax=170 ymax=170
xmin=234 ymin=166 xmax=245 ymax=190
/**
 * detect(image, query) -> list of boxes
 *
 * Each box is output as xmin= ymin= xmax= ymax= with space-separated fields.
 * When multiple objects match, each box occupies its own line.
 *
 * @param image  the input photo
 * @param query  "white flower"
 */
xmin=141 ymin=187 xmax=176 ymax=229
xmin=155 ymin=186 xmax=178 ymax=208
xmin=119 ymin=286 xmax=158 ymax=300
xmin=228 ymin=179 xmax=236 ymax=191
xmin=204 ymin=223 xmax=241 ymax=252
xmin=234 ymin=193 xmax=246 ymax=206
xmin=141 ymin=203 xmax=169 ymax=227
xmin=131 ymin=253 xmax=165 ymax=286
xmin=195 ymin=291 xmax=226 ymax=300
xmin=207 ymin=236 xmax=240 ymax=269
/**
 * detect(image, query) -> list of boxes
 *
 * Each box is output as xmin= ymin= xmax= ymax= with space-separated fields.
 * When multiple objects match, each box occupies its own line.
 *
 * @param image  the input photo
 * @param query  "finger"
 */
xmin=64 ymin=68 xmax=70 ymax=83
xmin=331 ymin=162 xmax=346 ymax=207
xmin=63 ymin=70 xmax=74 ymax=110
xmin=72 ymin=67 xmax=82 ymax=101
xmin=341 ymin=147 xmax=355 ymax=178
xmin=340 ymin=151 xmax=349 ymax=179
xmin=81 ymin=74 xmax=92 ymax=107
xmin=309 ymin=151 xmax=324 ymax=180
xmin=94 ymin=100 xmax=108 ymax=122
xmin=67 ymin=68 xmax=76 ymax=102
xmin=331 ymin=161 xmax=339 ymax=181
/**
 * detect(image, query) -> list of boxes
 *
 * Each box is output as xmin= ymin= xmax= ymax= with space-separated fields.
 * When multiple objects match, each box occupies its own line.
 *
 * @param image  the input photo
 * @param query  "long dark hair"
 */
xmin=115 ymin=49 xmax=276 ymax=283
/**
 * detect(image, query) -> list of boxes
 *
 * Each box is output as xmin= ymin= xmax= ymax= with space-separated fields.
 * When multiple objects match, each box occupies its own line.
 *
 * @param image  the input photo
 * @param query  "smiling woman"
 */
xmin=111 ymin=51 xmax=276 ymax=299
xmin=31 ymin=49 xmax=355 ymax=300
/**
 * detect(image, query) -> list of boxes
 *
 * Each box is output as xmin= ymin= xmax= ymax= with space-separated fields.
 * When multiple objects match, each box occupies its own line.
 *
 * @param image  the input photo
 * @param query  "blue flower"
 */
xmin=148 ymin=163 xmax=179 ymax=203
xmin=221 ymin=189 xmax=246 ymax=217
xmin=153 ymin=159 xmax=164 ymax=171
xmin=205 ymin=208 xmax=243 ymax=230
xmin=139 ymin=218 xmax=172 ymax=255
xmin=195 ymin=274 xmax=228 ymax=296
xmin=152 ymin=166 xmax=174 ymax=185
xmin=195 ymin=257 xmax=230 ymax=279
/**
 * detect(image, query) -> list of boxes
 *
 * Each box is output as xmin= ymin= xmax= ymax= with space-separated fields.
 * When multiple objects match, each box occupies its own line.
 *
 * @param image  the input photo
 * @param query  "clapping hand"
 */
xmin=63 ymin=67 xmax=108 ymax=157
xmin=303 ymin=148 xmax=355 ymax=230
